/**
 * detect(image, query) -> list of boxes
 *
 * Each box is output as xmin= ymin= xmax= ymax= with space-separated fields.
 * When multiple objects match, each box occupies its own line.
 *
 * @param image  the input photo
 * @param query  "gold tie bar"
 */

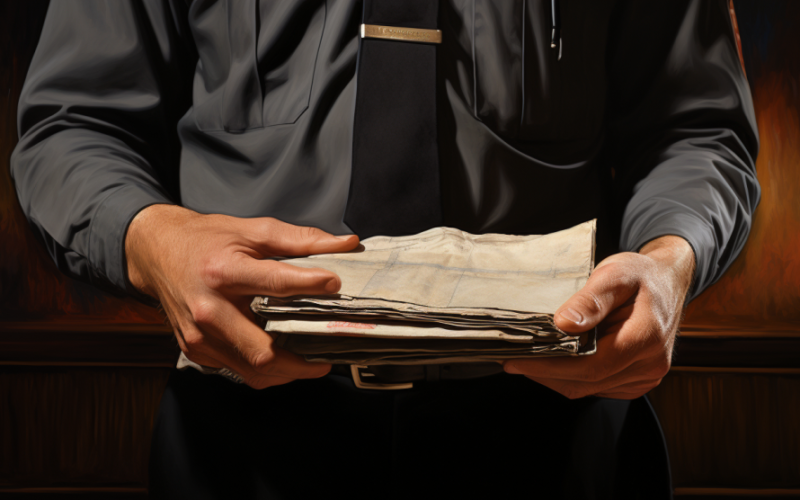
xmin=360 ymin=24 xmax=442 ymax=44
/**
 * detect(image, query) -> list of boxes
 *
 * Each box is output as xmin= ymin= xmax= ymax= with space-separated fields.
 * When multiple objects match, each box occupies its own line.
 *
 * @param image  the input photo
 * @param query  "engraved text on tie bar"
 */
xmin=360 ymin=24 xmax=442 ymax=44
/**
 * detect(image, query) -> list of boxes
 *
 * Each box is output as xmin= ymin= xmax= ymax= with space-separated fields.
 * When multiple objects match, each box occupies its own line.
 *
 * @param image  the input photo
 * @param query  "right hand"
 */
xmin=125 ymin=204 xmax=360 ymax=389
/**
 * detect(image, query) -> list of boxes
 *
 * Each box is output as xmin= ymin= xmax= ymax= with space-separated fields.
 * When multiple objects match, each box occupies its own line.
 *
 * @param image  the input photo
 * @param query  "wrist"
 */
xmin=639 ymin=235 xmax=696 ymax=303
xmin=125 ymin=204 xmax=196 ymax=297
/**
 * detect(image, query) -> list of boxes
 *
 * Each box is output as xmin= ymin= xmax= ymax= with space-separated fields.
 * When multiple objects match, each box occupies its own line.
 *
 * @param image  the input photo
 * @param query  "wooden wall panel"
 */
xmin=682 ymin=1 xmax=800 ymax=332
xmin=649 ymin=370 xmax=800 ymax=489
xmin=0 ymin=368 xmax=169 ymax=488
xmin=0 ymin=0 xmax=164 ymax=327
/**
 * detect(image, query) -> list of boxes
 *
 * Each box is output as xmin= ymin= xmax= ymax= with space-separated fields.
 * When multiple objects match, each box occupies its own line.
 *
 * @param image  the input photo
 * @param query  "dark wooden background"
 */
xmin=1 ymin=1 xmax=799 ymax=498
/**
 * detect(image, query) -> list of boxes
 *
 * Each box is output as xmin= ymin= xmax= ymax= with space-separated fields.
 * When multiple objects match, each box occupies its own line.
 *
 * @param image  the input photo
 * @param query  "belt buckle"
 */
xmin=350 ymin=365 xmax=413 ymax=391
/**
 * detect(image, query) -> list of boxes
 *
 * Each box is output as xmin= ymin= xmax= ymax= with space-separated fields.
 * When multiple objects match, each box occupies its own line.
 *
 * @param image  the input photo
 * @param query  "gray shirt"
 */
xmin=11 ymin=0 xmax=759 ymax=302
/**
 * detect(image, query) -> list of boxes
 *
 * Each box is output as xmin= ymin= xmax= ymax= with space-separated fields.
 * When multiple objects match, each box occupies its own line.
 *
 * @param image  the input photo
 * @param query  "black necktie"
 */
xmin=344 ymin=0 xmax=442 ymax=239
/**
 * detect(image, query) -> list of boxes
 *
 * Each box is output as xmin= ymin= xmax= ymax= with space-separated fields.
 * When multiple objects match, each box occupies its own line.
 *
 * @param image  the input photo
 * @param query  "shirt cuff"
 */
xmin=621 ymin=212 xmax=717 ymax=302
xmin=88 ymin=183 xmax=174 ymax=305
xmin=176 ymin=352 xmax=245 ymax=384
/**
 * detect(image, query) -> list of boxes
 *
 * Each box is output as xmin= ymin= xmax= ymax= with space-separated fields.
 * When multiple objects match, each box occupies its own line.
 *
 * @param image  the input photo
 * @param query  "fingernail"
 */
xmin=335 ymin=234 xmax=355 ymax=240
xmin=559 ymin=307 xmax=584 ymax=324
xmin=324 ymin=277 xmax=341 ymax=293
xmin=504 ymin=362 xmax=521 ymax=374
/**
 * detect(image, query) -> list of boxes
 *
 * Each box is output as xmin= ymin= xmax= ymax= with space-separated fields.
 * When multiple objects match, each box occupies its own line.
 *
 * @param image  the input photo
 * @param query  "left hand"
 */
xmin=503 ymin=235 xmax=695 ymax=400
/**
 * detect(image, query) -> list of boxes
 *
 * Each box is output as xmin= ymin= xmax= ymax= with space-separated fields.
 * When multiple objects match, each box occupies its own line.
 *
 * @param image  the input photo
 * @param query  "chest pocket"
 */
xmin=470 ymin=0 xmax=605 ymax=145
xmin=190 ymin=0 xmax=326 ymax=132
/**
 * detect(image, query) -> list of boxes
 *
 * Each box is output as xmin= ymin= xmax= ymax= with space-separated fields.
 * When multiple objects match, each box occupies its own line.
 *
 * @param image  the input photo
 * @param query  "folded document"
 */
xmin=250 ymin=220 xmax=597 ymax=365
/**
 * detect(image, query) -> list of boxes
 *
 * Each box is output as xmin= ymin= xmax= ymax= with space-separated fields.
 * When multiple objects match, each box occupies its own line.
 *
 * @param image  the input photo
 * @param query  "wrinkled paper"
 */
xmin=251 ymin=220 xmax=597 ymax=365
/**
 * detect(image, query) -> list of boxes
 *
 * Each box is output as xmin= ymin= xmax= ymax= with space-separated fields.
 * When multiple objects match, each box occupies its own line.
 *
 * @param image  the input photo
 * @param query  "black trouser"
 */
xmin=149 ymin=369 xmax=672 ymax=499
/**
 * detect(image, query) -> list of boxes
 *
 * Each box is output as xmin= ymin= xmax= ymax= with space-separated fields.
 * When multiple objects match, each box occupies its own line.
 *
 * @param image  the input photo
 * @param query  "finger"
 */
xmin=189 ymin=298 xmax=332 ymax=382
xmin=180 ymin=347 xmax=226 ymax=369
xmin=214 ymin=256 xmax=343 ymax=297
xmin=595 ymin=378 xmax=663 ymax=400
xmin=503 ymin=325 xmax=647 ymax=382
xmin=177 ymin=322 xmax=280 ymax=380
xmin=180 ymin=340 xmax=302 ymax=390
xmin=611 ymin=378 xmax=662 ymax=393
xmin=523 ymin=376 xmax=589 ymax=400
xmin=528 ymin=377 xmax=656 ymax=401
xmin=519 ymin=359 xmax=658 ymax=399
xmin=597 ymin=302 xmax=636 ymax=332
xmin=594 ymin=392 xmax=642 ymax=400
xmin=554 ymin=258 xmax=639 ymax=334
xmin=225 ymin=304 xmax=332 ymax=380
xmin=243 ymin=373 xmax=302 ymax=390
xmin=240 ymin=218 xmax=360 ymax=257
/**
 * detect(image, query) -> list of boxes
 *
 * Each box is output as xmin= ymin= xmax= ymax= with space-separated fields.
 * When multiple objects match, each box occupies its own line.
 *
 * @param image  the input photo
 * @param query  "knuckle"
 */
xmin=260 ymin=217 xmax=279 ymax=232
xmin=180 ymin=329 xmax=207 ymax=356
xmin=594 ymin=261 xmax=620 ymax=278
xmin=593 ymin=261 xmax=625 ymax=285
xmin=183 ymin=334 xmax=204 ymax=351
xmin=626 ymin=379 xmax=661 ymax=396
xmin=642 ymin=327 xmax=667 ymax=355
xmin=189 ymin=299 xmax=219 ymax=327
xmin=647 ymin=378 xmax=664 ymax=391
xmin=249 ymin=349 xmax=277 ymax=372
xmin=649 ymin=358 xmax=671 ymax=379
xmin=301 ymin=225 xmax=321 ymax=240
xmin=256 ymin=217 xmax=281 ymax=240
xmin=245 ymin=376 xmax=272 ymax=390
xmin=595 ymin=260 xmax=639 ymax=289
xmin=575 ymin=291 xmax=604 ymax=318
xmin=564 ymin=387 xmax=588 ymax=400
xmin=200 ymin=256 xmax=229 ymax=290
xmin=266 ymin=270 xmax=291 ymax=295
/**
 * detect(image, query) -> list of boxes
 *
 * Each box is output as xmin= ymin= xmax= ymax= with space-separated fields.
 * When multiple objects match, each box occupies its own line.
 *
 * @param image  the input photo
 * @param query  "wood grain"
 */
xmin=0 ymin=0 xmax=165 ymax=326
xmin=675 ymin=487 xmax=800 ymax=497
xmin=649 ymin=370 xmax=800 ymax=489
xmin=0 ymin=368 xmax=169 ymax=489
xmin=683 ymin=0 xmax=800 ymax=327
xmin=0 ymin=487 xmax=147 ymax=499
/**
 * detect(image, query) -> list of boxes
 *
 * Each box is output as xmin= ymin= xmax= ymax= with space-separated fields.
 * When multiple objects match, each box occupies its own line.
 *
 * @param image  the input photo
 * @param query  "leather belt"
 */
xmin=330 ymin=363 xmax=504 ymax=390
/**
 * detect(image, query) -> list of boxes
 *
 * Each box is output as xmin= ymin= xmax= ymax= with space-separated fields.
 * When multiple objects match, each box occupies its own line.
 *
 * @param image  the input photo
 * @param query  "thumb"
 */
xmin=554 ymin=263 xmax=638 ymax=334
xmin=243 ymin=218 xmax=360 ymax=257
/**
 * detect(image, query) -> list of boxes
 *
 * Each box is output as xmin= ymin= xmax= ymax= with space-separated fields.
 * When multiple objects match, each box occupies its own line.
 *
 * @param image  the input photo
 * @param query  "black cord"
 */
xmin=550 ymin=0 xmax=561 ymax=57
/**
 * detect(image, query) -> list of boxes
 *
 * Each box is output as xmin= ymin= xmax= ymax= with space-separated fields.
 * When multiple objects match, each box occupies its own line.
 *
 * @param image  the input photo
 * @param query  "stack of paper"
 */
xmin=251 ymin=220 xmax=597 ymax=365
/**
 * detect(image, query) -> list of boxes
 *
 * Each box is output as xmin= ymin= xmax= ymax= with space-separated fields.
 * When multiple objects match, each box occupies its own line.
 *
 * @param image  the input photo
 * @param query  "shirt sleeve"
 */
xmin=10 ymin=0 xmax=196 ymax=299
xmin=606 ymin=0 xmax=760 ymax=301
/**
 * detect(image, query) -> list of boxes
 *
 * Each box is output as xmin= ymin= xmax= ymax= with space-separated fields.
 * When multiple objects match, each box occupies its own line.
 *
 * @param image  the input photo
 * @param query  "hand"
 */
xmin=125 ymin=204 xmax=360 ymax=389
xmin=503 ymin=235 xmax=695 ymax=400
